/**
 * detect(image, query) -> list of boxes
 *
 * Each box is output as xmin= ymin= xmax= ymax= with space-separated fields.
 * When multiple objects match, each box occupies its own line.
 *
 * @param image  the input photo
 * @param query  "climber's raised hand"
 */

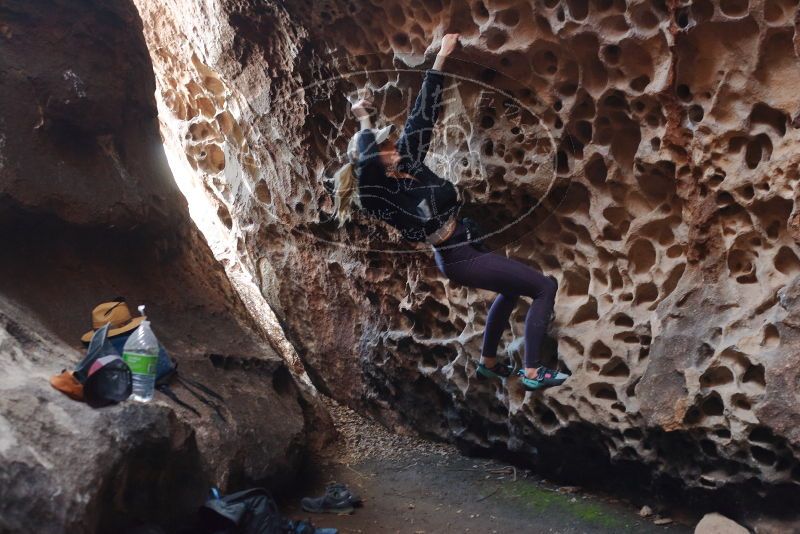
xmin=433 ymin=33 xmax=460 ymax=70
xmin=438 ymin=33 xmax=460 ymax=58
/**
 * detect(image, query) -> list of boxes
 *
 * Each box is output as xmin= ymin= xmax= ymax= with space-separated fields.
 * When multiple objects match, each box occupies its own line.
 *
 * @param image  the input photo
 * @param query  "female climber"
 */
xmin=332 ymin=33 xmax=568 ymax=391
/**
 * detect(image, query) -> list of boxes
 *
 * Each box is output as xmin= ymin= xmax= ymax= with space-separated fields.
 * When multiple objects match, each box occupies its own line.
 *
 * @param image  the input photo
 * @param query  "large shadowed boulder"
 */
xmin=0 ymin=1 xmax=332 ymax=532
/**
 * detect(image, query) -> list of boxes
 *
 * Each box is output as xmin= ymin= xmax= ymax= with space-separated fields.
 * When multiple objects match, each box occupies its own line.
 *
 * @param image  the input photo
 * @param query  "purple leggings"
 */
xmin=433 ymin=223 xmax=557 ymax=368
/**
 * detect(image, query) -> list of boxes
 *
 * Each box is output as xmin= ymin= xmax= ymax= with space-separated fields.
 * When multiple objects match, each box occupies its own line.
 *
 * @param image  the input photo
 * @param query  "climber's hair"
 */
xmin=334 ymin=130 xmax=394 ymax=226
xmin=333 ymin=156 xmax=361 ymax=227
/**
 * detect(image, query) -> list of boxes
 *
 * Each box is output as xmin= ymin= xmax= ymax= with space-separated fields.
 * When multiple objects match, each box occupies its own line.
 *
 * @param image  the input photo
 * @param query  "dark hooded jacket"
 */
xmin=355 ymin=69 xmax=460 ymax=242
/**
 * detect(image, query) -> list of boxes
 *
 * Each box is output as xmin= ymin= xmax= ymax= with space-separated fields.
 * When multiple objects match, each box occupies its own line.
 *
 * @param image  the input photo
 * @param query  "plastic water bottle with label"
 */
xmin=122 ymin=306 xmax=159 ymax=402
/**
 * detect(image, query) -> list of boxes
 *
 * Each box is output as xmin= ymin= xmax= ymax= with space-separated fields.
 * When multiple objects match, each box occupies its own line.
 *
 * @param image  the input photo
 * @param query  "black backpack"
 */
xmin=197 ymin=488 xmax=333 ymax=534
xmin=156 ymin=361 xmax=227 ymax=422
xmin=75 ymin=324 xmax=132 ymax=406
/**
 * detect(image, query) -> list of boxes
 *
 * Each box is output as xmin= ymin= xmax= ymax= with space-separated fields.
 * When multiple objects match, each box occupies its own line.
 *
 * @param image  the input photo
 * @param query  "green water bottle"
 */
xmin=122 ymin=305 xmax=159 ymax=402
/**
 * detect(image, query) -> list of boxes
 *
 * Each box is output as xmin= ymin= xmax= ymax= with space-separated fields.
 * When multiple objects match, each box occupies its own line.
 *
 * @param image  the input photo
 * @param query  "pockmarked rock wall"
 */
xmin=142 ymin=0 xmax=800 ymax=515
xmin=0 ymin=1 xmax=331 ymax=532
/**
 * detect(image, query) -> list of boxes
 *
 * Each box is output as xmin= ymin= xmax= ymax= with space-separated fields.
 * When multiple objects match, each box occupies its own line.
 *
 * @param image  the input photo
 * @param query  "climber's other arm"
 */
xmin=351 ymin=94 xmax=373 ymax=130
xmin=351 ymin=95 xmax=385 ymax=177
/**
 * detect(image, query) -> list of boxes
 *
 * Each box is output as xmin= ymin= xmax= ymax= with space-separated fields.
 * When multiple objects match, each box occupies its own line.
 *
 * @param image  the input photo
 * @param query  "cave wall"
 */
xmin=0 ymin=1 xmax=330 ymax=532
xmin=140 ymin=0 xmax=800 ymax=512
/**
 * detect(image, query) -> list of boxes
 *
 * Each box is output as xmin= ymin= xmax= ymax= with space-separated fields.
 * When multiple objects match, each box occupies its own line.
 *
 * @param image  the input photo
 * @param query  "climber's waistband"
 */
xmin=425 ymin=216 xmax=458 ymax=246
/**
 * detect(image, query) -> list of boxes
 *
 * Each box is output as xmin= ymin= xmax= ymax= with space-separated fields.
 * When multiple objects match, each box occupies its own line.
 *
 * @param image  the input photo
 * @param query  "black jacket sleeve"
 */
xmin=396 ymin=69 xmax=445 ymax=168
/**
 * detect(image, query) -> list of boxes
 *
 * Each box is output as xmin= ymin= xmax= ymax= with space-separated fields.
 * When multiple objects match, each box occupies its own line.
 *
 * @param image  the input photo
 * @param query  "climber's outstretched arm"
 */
xmin=351 ymin=93 xmax=373 ymax=130
xmin=351 ymin=94 xmax=384 ymax=177
xmin=397 ymin=33 xmax=460 ymax=166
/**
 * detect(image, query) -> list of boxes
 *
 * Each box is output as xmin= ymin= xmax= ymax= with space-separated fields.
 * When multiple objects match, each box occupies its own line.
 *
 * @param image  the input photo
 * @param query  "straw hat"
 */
xmin=81 ymin=299 xmax=144 ymax=343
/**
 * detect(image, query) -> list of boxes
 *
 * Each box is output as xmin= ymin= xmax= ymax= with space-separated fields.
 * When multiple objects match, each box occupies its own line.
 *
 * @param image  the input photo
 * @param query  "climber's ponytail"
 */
xmin=333 ymin=161 xmax=361 ymax=227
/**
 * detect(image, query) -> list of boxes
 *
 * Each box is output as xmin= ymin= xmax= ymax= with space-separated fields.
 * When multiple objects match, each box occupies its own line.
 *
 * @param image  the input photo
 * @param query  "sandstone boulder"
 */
xmin=142 ymin=0 xmax=800 ymax=507
xmin=0 ymin=1 xmax=331 ymax=531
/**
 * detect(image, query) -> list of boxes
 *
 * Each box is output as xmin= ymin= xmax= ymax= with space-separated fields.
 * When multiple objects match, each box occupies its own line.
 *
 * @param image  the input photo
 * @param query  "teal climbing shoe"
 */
xmin=517 ymin=366 xmax=569 ymax=391
xmin=477 ymin=361 xmax=513 ymax=380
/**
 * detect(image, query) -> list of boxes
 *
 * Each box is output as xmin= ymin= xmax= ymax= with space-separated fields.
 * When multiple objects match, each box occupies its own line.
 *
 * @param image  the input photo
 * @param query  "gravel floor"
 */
xmin=280 ymin=397 xmax=693 ymax=534
xmin=317 ymin=395 xmax=457 ymax=463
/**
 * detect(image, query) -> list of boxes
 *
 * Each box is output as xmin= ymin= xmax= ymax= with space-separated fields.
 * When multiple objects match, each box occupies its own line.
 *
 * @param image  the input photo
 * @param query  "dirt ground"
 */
xmin=280 ymin=398 xmax=693 ymax=534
